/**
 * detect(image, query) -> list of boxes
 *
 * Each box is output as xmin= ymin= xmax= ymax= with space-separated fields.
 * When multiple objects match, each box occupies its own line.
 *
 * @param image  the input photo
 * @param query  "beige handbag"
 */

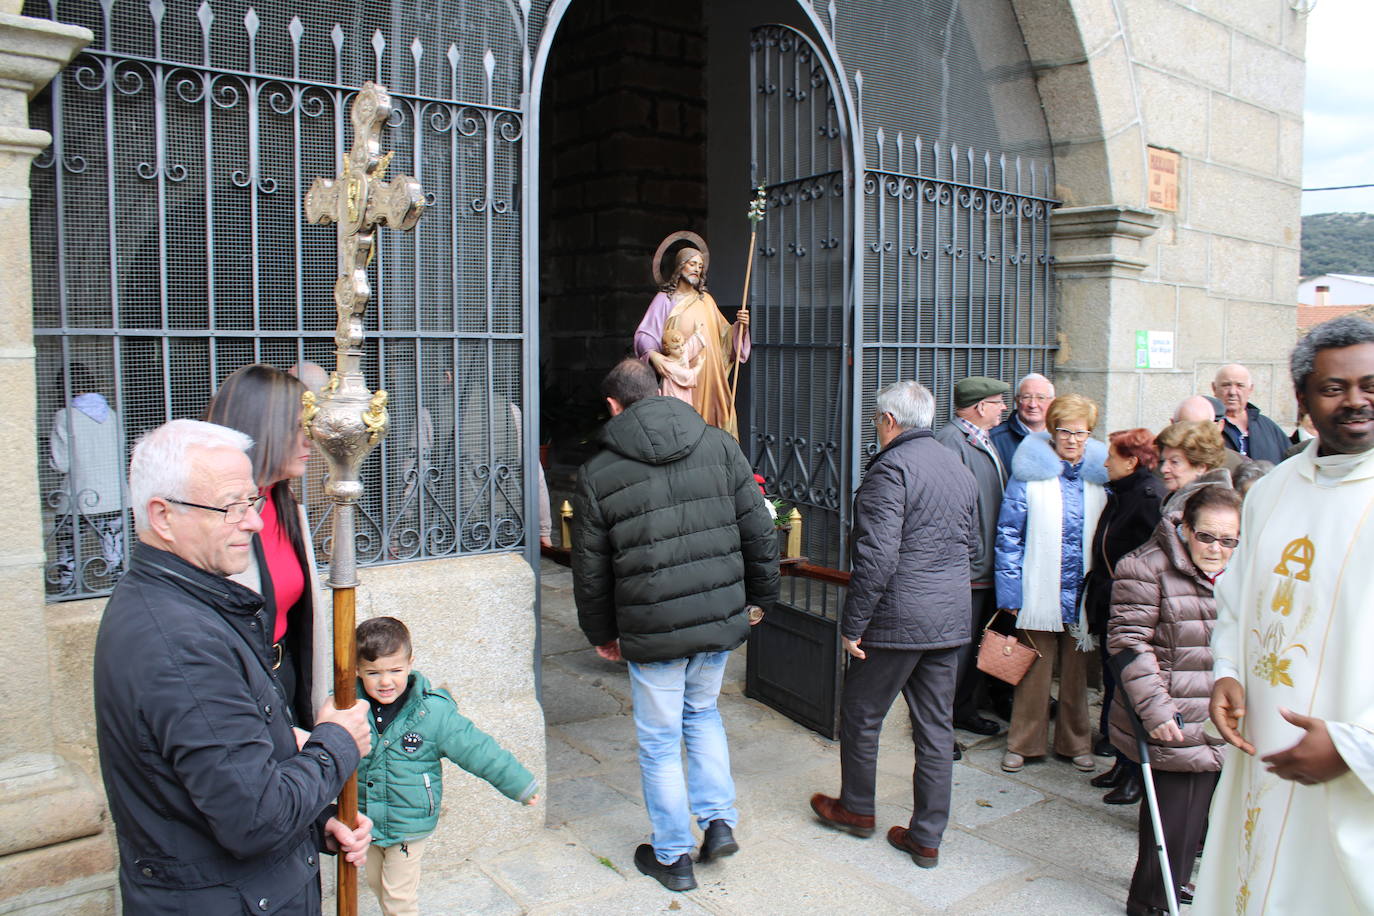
xmin=975 ymin=610 xmax=1041 ymax=686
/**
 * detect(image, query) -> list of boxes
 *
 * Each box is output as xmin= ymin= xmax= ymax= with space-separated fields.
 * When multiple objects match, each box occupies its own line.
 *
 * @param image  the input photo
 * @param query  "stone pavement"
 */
xmin=360 ymin=560 xmax=1152 ymax=915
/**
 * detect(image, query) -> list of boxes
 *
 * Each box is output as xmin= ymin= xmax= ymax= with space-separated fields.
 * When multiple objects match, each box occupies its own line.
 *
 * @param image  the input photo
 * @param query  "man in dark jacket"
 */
xmin=990 ymin=372 xmax=1054 ymax=468
xmin=572 ymin=359 xmax=779 ymax=892
xmin=1212 ymin=363 xmax=1290 ymax=464
xmin=95 ymin=419 xmax=372 ymax=915
xmin=934 ymin=376 xmax=1010 ymax=737
xmin=810 ymin=381 xmax=978 ymax=870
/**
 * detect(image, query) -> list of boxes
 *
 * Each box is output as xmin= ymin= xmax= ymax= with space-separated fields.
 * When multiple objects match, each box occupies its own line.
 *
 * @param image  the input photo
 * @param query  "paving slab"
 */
xmin=357 ymin=859 xmax=522 ymax=916
xmin=969 ymin=798 xmax=1138 ymax=894
xmin=545 ymin=732 xmax=603 ymax=782
xmin=482 ymin=831 xmax=628 ymax=909
xmin=540 ymin=663 xmax=626 ymax=726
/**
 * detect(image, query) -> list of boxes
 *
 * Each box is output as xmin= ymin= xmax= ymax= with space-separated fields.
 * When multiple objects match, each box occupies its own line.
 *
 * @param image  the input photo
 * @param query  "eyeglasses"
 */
xmin=1017 ymin=394 xmax=1052 ymax=403
xmin=1191 ymin=530 xmax=1239 ymax=549
xmin=1054 ymin=428 xmax=1090 ymax=441
xmin=872 ymin=411 xmax=890 ymax=427
xmin=165 ymin=494 xmax=266 ymax=524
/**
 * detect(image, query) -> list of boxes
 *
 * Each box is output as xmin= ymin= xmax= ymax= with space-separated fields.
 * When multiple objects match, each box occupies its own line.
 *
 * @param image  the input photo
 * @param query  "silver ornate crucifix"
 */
xmin=301 ymin=82 xmax=425 ymax=916
xmin=302 ymin=80 xmax=425 ymax=588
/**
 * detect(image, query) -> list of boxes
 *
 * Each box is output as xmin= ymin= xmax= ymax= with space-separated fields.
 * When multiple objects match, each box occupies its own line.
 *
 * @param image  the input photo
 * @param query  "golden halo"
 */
xmin=651 ymin=230 xmax=710 ymax=288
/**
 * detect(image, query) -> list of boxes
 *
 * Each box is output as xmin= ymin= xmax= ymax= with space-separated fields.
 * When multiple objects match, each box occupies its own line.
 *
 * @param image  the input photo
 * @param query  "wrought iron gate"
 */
xmin=26 ymin=0 xmax=532 ymax=600
xmin=743 ymin=20 xmax=1057 ymax=739
xmin=744 ymin=24 xmax=851 ymax=738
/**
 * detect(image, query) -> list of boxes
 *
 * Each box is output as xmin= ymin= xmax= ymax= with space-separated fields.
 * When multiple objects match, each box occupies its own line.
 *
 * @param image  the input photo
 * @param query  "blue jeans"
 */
xmin=626 ymin=650 xmax=738 ymax=864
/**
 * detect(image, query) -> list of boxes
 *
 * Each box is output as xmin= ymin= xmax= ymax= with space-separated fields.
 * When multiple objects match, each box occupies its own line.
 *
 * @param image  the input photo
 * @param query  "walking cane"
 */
xmin=1108 ymin=649 xmax=1181 ymax=916
xmin=726 ymin=186 xmax=768 ymax=431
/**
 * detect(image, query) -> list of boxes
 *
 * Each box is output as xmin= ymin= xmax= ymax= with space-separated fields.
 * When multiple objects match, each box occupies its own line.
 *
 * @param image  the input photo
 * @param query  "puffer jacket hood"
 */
xmin=1106 ymin=513 xmax=1226 ymax=772
xmin=1011 ymin=430 xmax=1109 ymax=486
xmin=572 ymin=395 xmax=780 ymax=663
xmin=600 ymin=396 xmax=706 ymax=466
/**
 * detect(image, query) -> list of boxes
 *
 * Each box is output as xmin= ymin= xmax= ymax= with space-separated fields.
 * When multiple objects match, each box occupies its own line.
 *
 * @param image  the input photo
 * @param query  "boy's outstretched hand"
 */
xmin=525 ymin=794 xmax=540 ymax=806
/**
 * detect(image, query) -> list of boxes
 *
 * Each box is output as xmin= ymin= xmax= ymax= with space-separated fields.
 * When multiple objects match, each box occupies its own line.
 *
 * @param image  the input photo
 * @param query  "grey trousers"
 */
xmin=838 ymin=645 xmax=960 ymax=848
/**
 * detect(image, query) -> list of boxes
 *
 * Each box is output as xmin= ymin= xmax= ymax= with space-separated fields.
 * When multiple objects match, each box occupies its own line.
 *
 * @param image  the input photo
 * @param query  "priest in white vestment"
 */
xmin=1196 ymin=316 xmax=1374 ymax=915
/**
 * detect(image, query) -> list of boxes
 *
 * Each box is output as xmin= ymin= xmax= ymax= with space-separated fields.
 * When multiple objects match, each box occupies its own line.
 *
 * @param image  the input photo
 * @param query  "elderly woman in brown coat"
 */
xmin=1108 ymin=485 xmax=1242 ymax=916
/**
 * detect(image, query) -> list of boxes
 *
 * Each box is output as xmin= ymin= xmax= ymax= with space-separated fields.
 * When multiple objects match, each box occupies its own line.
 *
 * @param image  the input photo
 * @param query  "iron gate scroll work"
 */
xmin=27 ymin=0 xmax=531 ymax=600
xmin=744 ymin=24 xmax=851 ymax=739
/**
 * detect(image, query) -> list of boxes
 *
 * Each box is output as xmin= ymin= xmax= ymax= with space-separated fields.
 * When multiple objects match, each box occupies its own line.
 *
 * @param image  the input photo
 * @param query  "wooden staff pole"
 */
xmin=333 ymin=586 xmax=359 ymax=914
xmin=728 ymin=186 xmax=768 ymax=429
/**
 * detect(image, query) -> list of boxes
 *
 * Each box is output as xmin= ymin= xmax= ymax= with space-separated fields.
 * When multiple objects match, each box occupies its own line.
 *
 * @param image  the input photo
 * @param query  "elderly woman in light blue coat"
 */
xmin=994 ymin=393 xmax=1108 ymax=775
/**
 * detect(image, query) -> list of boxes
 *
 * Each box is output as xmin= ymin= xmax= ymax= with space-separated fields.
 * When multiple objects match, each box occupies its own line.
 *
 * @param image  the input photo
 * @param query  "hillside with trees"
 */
xmin=1302 ymin=212 xmax=1374 ymax=277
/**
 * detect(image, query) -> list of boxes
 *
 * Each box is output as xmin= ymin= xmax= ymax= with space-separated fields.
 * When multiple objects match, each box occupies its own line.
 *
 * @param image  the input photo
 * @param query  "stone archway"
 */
xmin=1010 ymin=0 xmax=1162 ymax=428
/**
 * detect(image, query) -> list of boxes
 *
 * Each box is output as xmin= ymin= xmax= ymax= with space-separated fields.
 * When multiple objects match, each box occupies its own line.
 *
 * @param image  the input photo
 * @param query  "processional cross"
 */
xmin=302 ymin=81 xmax=426 ymax=916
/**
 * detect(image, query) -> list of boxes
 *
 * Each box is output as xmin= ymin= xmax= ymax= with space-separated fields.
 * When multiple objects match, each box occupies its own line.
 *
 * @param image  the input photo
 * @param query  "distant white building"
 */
xmin=1298 ymin=274 xmax=1374 ymax=306
xmin=1297 ymin=275 xmax=1374 ymax=331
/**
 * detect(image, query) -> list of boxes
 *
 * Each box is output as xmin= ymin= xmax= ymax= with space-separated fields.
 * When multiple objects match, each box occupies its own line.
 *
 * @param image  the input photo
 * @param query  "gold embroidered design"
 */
xmin=1235 ymin=778 xmax=1275 ymax=915
xmin=1249 ymin=622 xmax=1308 ymax=688
xmin=1270 ymin=577 xmax=1295 ymax=616
xmin=1272 ymin=536 xmax=1314 ymax=581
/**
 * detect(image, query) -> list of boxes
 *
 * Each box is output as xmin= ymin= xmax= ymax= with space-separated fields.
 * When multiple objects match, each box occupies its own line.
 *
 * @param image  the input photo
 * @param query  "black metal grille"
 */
xmin=27 ymin=0 xmax=531 ymax=600
xmin=858 ymin=137 xmax=1056 ymax=461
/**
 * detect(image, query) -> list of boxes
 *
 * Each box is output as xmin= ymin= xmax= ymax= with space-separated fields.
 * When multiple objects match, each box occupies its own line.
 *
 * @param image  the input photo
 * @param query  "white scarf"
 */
xmin=1018 ymin=473 xmax=1106 ymax=649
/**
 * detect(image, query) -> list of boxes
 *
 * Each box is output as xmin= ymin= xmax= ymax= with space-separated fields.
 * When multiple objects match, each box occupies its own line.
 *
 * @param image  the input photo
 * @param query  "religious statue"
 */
xmin=634 ymin=231 xmax=750 ymax=438
xmin=646 ymin=323 xmax=705 ymax=406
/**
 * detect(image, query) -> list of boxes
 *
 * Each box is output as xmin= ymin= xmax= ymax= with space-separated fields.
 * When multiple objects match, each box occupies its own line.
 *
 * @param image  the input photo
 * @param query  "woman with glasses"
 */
xmin=1108 ymin=485 xmax=1240 ymax=916
xmin=1155 ymin=420 xmax=1231 ymax=515
xmin=202 ymin=364 xmax=323 ymax=729
xmin=994 ymin=394 xmax=1108 ymax=775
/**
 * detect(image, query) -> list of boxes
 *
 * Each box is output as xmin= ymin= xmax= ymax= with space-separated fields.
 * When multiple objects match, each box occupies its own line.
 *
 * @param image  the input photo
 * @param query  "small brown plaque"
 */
xmin=1147 ymin=147 xmax=1180 ymax=212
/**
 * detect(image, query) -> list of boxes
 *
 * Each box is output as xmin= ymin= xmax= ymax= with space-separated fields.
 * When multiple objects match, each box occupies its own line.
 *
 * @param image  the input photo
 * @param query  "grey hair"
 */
xmin=129 ymin=419 xmax=253 ymax=530
xmin=1016 ymin=373 xmax=1055 ymax=397
xmin=876 ymin=380 xmax=935 ymax=430
xmin=1291 ymin=316 xmax=1374 ymax=393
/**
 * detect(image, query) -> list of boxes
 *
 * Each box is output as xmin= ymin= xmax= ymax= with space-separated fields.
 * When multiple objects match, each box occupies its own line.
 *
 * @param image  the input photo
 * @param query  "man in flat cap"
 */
xmin=935 ymin=376 xmax=1012 ymax=737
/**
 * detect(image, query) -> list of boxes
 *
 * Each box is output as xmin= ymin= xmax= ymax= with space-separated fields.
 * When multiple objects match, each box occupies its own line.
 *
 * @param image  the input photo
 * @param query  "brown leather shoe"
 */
xmin=887 ymin=826 xmax=938 ymax=868
xmin=809 ymin=793 xmax=875 ymax=837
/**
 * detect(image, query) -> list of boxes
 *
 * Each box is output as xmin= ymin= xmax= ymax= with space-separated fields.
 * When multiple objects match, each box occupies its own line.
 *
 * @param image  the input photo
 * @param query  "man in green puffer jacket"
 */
xmin=354 ymin=616 xmax=537 ymax=916
xmin=572 ymin=358 xmax=779 ymax=893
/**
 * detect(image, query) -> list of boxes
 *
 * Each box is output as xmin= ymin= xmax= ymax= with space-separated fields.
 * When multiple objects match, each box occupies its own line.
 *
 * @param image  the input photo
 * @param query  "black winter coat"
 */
xmin=841 ymin=428 xmax=979 ymax=649
xmin=1221 ymin=403 xmax=1290 ymax=465
xmin=95 ymin=542 xmax=358 ymax=915
xmin=1082 ymin=467 xmax=1165 ymax=635
xmin=572 ymin=396 xmax=780 ymax=663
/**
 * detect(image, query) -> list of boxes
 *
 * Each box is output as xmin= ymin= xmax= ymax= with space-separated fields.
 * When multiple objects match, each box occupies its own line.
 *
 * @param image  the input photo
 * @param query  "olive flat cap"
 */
xmin=953 ymin=376 xmax=1011 ymax=409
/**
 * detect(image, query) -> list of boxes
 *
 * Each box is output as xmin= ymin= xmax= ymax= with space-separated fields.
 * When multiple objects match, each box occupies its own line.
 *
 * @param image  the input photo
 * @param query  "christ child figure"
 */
xmin=647 ymin=323 xmax=705 ymax=406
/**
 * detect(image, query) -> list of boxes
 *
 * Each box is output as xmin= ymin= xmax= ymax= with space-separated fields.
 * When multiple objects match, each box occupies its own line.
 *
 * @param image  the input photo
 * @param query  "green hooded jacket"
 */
xmin=356 ymin=670 xmax=536 ymax=847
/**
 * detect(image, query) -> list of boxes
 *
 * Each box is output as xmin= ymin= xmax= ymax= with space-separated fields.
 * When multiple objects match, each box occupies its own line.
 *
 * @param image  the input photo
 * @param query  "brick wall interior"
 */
xmin=538 ymin=0 xmax=708 ymax=465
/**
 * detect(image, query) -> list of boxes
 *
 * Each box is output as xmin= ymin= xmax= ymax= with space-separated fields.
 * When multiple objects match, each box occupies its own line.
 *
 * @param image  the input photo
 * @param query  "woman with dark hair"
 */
xmin=202 ymin=364 xmax=323 ymax=728
xmin=1081 ymin=428 xmax=1166 ymax=802
xmin=1109 ymin=485 xmax=1240 ymax=916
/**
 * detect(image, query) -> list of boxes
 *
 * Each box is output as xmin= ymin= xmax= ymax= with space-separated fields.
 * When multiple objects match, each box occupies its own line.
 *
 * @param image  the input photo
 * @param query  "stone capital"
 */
xmin=0 ymin=13 xmax=91 ymax=100
xmin=1051 ymin=203 xmax=1160 ymax=276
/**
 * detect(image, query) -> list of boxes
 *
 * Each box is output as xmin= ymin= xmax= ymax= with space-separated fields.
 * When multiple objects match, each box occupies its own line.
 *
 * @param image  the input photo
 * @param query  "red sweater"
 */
xmin=260 ymin=490 xmax=305 ymax=644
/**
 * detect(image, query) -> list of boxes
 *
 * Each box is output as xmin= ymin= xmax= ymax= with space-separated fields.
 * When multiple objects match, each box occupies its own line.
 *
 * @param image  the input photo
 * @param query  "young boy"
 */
xmin=355 ymin=616 xmax=538 ymax=916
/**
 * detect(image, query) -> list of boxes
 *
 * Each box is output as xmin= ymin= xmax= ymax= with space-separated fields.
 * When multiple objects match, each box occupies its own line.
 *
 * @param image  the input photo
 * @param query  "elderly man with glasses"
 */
xmin=990 ymin=373 xmax=1055 ymax=469
xmin=811 ymin=381 xmax=978 ymax=870
xmin=94 ymin=419 xmax=373 ymax=915
xmin=934 ymin=377 xmax=1013 ymax=739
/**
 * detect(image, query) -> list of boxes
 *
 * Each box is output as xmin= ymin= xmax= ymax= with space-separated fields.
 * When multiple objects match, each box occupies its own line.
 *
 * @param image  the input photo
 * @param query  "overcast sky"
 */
xmin=1301 ymin=0 xmax=1374 ymax=215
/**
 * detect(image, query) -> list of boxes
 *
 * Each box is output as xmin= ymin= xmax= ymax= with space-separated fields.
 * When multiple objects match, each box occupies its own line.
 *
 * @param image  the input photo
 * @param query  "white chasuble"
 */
xmin=1194 ymin=445 xmax=1374 ymax=915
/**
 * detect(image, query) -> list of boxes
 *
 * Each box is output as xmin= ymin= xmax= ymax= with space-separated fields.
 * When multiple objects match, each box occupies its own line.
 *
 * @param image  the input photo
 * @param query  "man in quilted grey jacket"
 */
xmin=810 ymin=380 xmax=978 ymax=869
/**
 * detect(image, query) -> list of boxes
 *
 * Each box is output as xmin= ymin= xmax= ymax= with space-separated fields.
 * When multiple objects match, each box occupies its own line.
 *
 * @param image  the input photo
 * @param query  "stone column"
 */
xmin=0 ymin=10 xmax=115 ymax=915
xmin=1050 ymin=205 xmax=1162 ymax=428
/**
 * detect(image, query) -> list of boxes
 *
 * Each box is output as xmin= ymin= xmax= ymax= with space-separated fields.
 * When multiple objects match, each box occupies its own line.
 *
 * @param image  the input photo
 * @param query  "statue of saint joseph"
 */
xmin=633 ymin=234 xmax=751 ymax=439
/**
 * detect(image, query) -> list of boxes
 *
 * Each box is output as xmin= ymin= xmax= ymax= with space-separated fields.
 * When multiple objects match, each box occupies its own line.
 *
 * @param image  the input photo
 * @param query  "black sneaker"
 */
xmin=634 ymin=844 xmax=697 ymax=892
xmin=699 ymin=819 xmax=739 ymax=862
